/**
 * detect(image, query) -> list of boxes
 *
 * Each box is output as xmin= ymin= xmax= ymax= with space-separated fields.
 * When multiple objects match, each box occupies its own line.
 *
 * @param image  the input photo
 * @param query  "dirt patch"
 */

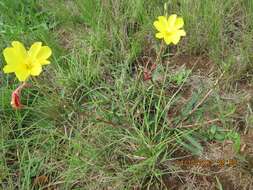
xmin=57 ymin=28 xmax=74 ymax=50
xmin=162 ymin=175 xmax=183 ymax=190
xmin=131 ymin=43 xmax=217 ymax=83
xmin=166 ymin=142 xmax=250 ymax=189
xmin=168 ymin=55 xmax=216 ymax=76
xmin=164 ymin=54 xmax=216 ymax=104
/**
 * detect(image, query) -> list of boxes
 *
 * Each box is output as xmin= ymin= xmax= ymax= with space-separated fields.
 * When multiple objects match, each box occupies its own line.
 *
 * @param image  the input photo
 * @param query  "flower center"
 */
xmin=25 ymin=58 xmax=34 ymax=70
xmin=166 ymin=26 xmax=176 ymax=34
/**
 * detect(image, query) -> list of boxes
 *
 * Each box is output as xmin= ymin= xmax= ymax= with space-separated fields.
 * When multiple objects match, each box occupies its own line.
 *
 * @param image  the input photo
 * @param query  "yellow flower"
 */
xmin=153 ymin=14 xmax=186 ymax=45
xmin=3 ymin=41 xmax=52 ymax=81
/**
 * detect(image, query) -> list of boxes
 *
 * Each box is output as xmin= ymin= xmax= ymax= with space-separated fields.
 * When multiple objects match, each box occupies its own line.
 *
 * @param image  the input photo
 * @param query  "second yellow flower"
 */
xmin=154 ymin=14 xmax=186 ymax=45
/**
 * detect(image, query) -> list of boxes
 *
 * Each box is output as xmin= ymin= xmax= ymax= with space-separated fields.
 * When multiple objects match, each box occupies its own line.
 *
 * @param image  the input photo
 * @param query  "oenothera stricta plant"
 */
xmin=2 ymin=41 xmax=52 ymax=109
xmin=145 ymin=14 xmax=186 ymax=81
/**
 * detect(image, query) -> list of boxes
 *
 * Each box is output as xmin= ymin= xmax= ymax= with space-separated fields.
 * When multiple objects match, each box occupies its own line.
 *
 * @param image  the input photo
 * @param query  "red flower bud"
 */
xmin=11 ymin=90 xmax=23 ymax=109
xmin=10 ymin=83 xmax=29 ymax=109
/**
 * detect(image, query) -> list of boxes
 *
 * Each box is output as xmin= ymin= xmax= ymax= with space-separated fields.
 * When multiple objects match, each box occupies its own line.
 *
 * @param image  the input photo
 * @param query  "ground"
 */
xmin=0 ymin=0 xmax=253 ymax=189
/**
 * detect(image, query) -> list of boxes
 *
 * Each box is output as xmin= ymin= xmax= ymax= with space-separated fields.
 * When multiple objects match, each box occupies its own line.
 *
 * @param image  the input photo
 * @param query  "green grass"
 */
xmin=1 ymin=0 xmax=253 ymax=189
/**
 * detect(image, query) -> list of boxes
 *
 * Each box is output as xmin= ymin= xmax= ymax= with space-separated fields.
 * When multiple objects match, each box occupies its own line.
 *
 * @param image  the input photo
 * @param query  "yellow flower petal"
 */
xmin=167 ymin=14 xmax=177 ymax=28
xmin=158 ymin=16 xmax=168 ymax=25
xmin=3 ymin=47 xmax=18 ymax=66
xmin=155 ymin=32 xmax=164 ymax=39
xmin=15 ymin=65 xmax=30 ymax=81
xmin=153 ymin=21 xmax=163 ymax=32
xmin=11 ymin=41 xmax=27 ymax=59
xmin=28 ymin=42 xmax=42 ymax=58
xmin=171 ymin=34 xmax=181 ymax=45
xmin=37 ymin=46 xmax=52 ymax=65
xmin=3 ymin=65 xmax=16 ymax=73
xmin=178 ymin=30 xmax=186 ymax=36
xmin=30 ymin=64 xmax=42 ymax=76
xmin=164 ymin=35 xmax=172 ymax=45
xmin=39 ymin=60 xmax=51 ymax=65
xmin=3 ymin=41 xmax=26 ymax=66
xmin=175 ymin=17 xmax=184 ymax=29
xmin=154 ymin=16 xmax=169 ymax=32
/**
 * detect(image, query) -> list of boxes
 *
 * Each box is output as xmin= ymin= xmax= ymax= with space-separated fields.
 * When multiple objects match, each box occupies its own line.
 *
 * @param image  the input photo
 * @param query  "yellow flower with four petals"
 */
xmin=3 ymin=41 xmax=52 ymax=81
